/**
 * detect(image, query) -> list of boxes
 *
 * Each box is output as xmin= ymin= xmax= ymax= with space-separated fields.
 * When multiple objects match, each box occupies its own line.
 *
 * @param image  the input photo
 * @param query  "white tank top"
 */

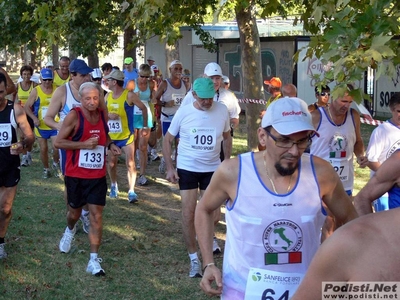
xmin=60 ymin=82 xmax=81 ymax=121
xmin=160 ymin=79 xmax=186 ymax=121
xmin=222 ymin=152 xmax=324 ymax=299
xmin=310 ymin=107 xmax=356 ymax=191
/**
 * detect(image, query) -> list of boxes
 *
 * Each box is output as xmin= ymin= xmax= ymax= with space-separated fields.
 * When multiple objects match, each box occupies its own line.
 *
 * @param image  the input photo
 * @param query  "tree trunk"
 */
xmin=88 ymin=53 xmax=99 ymax=68
xmin=124 ymin=27 xmax=137 ymax=67
xmin=236 ymin=4 xmax=265 ymax=151
xmin=52 ymin=44 xmax=59 ymax=68
xmin=164 ymin=40 xmax=180 ymax=76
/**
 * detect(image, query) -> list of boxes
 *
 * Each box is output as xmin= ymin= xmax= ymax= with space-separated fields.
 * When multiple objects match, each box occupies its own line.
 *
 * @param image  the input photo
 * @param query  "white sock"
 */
xmin=82 ymin=209 xmax=89 ymax=216
xmin=67 ymin=226 xmax=75 ymax=234
xmin=90 ymin=253 xmax=98 ymax=260
xmin=189 ymin=252 xmax=198 ymax=261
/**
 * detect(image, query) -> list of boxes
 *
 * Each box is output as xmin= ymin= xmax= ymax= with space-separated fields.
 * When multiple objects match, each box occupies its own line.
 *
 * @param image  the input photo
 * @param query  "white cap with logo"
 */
xmin=204 ymin=62 xmax=222 ymax=77
xmin=262 ymin=97 xmax=319 ymax=136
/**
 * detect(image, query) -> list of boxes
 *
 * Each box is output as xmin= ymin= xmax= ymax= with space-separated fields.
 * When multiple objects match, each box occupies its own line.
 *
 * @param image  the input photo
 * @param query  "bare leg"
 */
xmin=0 ymin=186 xmax=18 ymax=238
xmin=181 ymin=189 xmax=199 ymax=254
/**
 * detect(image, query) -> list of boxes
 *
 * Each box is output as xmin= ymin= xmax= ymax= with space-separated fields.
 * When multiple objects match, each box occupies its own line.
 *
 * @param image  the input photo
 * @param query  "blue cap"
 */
xmin=40 ymin=68 xmax=53 ymax=80
xmin=69 ymin=59 xmax=93 ymax=75
xmin=193 ymin=77 xmax=215 ymax=98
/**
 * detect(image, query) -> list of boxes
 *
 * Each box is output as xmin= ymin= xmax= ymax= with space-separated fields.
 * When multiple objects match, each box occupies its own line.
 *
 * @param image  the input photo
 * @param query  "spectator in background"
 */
xmin=45 ymin=62 xmax=54 ymax=71
xmin=147 ymin=56 xmax=163 ymax=81
xmin=101 ymin=63 xmax=113 ymax=92
xmin=13 ymin=65 xmax=37 ymax=167
xmin=182 ymin=69 xmax=192 ymax=90
xmin=358 ymin=92 xmax=400 ymax=212
xmin=222 ymin=75 xmax=230 ymax=90
xmin=0 ymin=67 xmax=16 ymax=96
xmin=310 ymin=84 xmax=365 ymax=239
xmin=53 ymin=56 xmax=71 ymax=87
xmin=123 ymin=57 xmax=138 ymax=91
xmin=282 ymin=83 xmax=297 ymax=97
xmin=24 ymin=68 xmax=60 ymax=179
xmin=259 ymin=77 xmax=282 ymax=151
xmin=308 ymin=85 xmax=331 ymax=113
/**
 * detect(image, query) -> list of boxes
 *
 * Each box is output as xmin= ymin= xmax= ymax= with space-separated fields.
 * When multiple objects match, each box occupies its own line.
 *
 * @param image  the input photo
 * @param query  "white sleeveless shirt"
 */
xmin=60 ymin=82 xmax=81 ymax=121
xmin=310 ymin=107 xmax=356 ymax=191
xmin=222 ymin=152 xmax=325 ymax=299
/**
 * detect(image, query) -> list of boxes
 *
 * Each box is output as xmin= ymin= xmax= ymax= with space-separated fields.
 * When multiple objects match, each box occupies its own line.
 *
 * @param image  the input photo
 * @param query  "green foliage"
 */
xmin=298 ymin=0 xmax=400 ymax=103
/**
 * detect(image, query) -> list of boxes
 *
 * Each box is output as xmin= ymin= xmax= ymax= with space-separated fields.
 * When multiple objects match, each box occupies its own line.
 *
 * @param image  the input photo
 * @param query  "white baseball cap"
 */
xmin=91 ymin=68 xmax=102 ymax=79
xmin=204 ymin=62 xmax=222 ymax=77
xmin=222 ymin=75 xmax=230 ymax=84
xmin=262 ymin=97 xmax=319 ymax=136
xmin=169 ymin=60 xmax=182 ymax=68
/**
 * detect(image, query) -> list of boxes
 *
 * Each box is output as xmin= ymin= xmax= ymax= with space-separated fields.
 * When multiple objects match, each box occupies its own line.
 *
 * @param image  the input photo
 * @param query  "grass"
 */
xmin=0 ymin=113 xmax=378 ymax=299
xmin=1 ymin=159 xmax=215 ymax=299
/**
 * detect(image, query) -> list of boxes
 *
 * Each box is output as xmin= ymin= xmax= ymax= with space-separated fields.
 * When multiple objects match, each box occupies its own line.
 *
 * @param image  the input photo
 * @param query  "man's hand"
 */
xmin=199 ymin=265 xmax=223 ymax=297
xmin=165 ymin=168 xmax=179 ymax=184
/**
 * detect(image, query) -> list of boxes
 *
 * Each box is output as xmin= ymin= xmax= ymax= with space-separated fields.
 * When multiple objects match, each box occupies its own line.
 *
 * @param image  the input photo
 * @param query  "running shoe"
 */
xmin=128 ymin=191 xmax=138 ymax=203
xmin=189 ymin=258 xmax=202 ymax=278
xmin=43 ymin=169 xmax=51 ymax=179
xmin=80 ymin=212 xmax=90 ymax=234
xmin=86 ymin=257 xmax=105 ymax=276
xmin=21 ymin=155 xmax=29 ymax=167
xmin=138 ymin=174 xmax=148 ymax=186
xmin=213 ymin=237 xmax=221 ymax=254
xmin=109 ymin=185 xmax=118 ymax=198
xmin=159 ymin=158 xmax=166 ymax=174
xmin=52 ymin=162 xmax=62 ymax=178
xmin=0 ymin=243 xmax=7 ymax=259
xmin=59 ymin=226 xmax=76 ymax=253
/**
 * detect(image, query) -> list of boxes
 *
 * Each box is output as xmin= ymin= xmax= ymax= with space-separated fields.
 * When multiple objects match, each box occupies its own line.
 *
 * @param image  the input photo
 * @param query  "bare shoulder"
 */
xmin=311 ymin=155 xmax=340 ymax=187
xmin=14 ymin=103 xmax=25 ymax=116
xmin=351 ymin=107 xmax=361 ymax=118
xmin=52 ymin=84 xmax=67 ymax=100
xmin=218 ymin=156 xmax=240 ymax=177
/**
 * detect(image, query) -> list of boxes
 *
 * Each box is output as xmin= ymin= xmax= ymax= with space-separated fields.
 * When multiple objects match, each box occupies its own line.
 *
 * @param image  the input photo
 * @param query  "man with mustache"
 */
xmin=195 ymin=97 xmax=357 ymax=299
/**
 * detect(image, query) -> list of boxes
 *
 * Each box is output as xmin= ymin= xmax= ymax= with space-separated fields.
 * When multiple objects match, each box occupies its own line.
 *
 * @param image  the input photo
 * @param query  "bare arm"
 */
xmin=352 ymin=109 xmax=365 ymax=160
xmin=154 ymin=80 xmax=167 ymax=106
xmin=195 ymin=158 xmax=239 ymax=297
xmin=44 ymin=85 xmax=65 ymax=131
xmin=11 ymin=104 xmax=34 ymax=154
xmin=24 ymin=88 xmax=39 ymax=126
xmin=162 ymin=131 xmax=179 ymax=183
xmin=222 ymin=130 xmax=232 ymax=159
xmin=314 ymin=156 xmax=358 ymax=227
xmin=54 ymin=110 xmax=98 ymax=150
xmin=354 ymin=152 xmax=400 ymax=215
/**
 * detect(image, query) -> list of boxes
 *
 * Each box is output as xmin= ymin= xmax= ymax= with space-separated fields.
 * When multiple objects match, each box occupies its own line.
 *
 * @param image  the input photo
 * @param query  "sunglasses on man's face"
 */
xmin=140 ymin=75 xmax=150 ymax=79
xmin=92 ymin=77 xmax=101 ymax=82
xmin=319 ymin=92 xmax=330 ymax=96
xmin=42 ymin=79 xmax=53 ymax=82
